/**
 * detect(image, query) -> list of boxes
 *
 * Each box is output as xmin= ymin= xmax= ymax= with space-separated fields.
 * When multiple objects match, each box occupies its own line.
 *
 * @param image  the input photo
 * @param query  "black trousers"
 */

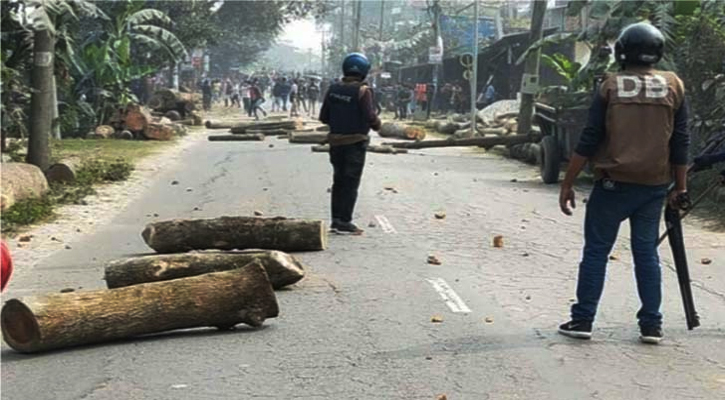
xmin=329 ymin=141 xmax=367 ymax=223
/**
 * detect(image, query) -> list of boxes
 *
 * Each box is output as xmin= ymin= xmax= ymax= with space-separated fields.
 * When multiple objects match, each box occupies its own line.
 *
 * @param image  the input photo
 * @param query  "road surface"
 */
xmin=2 ymin=116 xmax=724 ymax=400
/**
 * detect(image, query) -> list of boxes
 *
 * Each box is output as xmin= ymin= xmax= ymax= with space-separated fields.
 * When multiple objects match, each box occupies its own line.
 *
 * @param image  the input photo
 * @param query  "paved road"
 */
xmin=2 ymin=121 xmax=725 ymax=400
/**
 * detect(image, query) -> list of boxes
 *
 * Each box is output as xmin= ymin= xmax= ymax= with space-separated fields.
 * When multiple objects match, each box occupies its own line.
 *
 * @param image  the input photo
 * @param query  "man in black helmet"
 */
xmin=558 ymin=23 xmax=690 ymax=344
xmin=319 ymin=53 xmax=382 ymax=234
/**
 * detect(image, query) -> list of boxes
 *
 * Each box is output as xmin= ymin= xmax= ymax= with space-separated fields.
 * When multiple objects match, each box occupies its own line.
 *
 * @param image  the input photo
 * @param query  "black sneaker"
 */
xmin=330 ymin=219 xmax=343 ymax=231
xmin=558 ymin=320 xmax=593 ymax=340
xmin=334 ymin=221 xmax=363 ymax=234
xmin=639 ymin=326 xmax=663 ymax=345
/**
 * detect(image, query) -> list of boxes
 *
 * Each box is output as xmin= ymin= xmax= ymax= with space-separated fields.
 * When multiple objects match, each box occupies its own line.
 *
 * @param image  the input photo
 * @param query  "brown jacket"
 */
xmin=590 ymin=67 xmax=686 ymax=185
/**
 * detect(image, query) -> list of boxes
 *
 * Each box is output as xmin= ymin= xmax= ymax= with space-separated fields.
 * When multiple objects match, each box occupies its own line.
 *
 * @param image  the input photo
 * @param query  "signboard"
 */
xmin=429 ymin=46 xmax=443 ymax=64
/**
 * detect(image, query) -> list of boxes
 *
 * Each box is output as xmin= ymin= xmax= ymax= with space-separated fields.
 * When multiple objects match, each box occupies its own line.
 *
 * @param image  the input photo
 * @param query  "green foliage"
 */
xmin=0 ymin=158 xmax=133 ymax=232
xmin=541 ymin=53 xmax=583 ymax=85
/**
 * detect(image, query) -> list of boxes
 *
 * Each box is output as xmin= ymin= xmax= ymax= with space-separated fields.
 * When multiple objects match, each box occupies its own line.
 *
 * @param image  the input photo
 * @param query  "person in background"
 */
xmin=307 ymin=79 xmax=321 ymax=116
xmin=271 ymin=78 xmax=282 ymax=112
xmin=280 ymin=77 xmax=291 ymax=112
xmin=319 ymin=53 xmax=382 ymax=234
xmin=557 ymin=23 xmax=689 ymax=345
xmin=249 ymin=79 xmax=267 ymax=120
xmin=289 ymin=79 xmax=299 ymax=117
xmin=298 ymin=79 xmax=308 ymax=114
xmin=224 ymin=78 xmax=233 ymax=107
xmin=231 ymin=80 xmax=241 ymax=108
xmin=396 ymin=83 xmax=412 ymax=120
xmin=241 ymin=80 xmax=251 ymax=115
xmin=201 ymin=77 xmax=212 ymax=111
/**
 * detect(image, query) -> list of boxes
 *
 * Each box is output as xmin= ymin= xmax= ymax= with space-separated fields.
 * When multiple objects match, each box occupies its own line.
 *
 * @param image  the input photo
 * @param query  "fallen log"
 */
xmin=230 ymin=121 xmax=296 ymax=134
xmin=104 ymin=250 xmax=305 ymax=290
xmin=148 ymin=89 xmax=199 ymax=114
xmin=245 ymin=129 xmax=290 ymax=136
xmin=45 ymin=159 xmax=81 ymax=184
xmin=208 ymin=134 xmax=265 ymax=142
xmin=288 ymin=132 xmax=328 ymax=144
xmin=1 ymin=163 xmax=49 ymax=210
xmin=314 ymin=125 xmax=330 ymax=132
xmin=378 ymin=123 xmax=426 ymax=141
xmin=142 ymin=216 xmax=327 ymax=253
xmin=143 ymin=123 xmax=175 ymax=141
xmin=87 ymin=125 xmax=115 ymax=139
xmin=311 ymin=144 xmax=408 ymax=155
xmin=1 ymin=261 xmax=278 ymax=353
xmin=383 ymin=134 xmax=537 ymax=149
xmin=114 ymin=130 xmax=135 ymax=140
xmin=476 ymin=127 xmax=509 ymax=136
xmin=164 ymin=110 xmax=182 ymax=121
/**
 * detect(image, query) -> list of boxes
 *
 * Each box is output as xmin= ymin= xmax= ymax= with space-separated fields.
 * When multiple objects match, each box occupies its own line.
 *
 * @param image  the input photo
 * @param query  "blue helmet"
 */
xmin=342 ymin=53 xmax=371 ymax=79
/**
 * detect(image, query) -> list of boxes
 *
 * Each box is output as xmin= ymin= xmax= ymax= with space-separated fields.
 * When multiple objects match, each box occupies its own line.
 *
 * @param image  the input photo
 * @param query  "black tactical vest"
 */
xmin=325 ymin=82 xmax=370 ymax=135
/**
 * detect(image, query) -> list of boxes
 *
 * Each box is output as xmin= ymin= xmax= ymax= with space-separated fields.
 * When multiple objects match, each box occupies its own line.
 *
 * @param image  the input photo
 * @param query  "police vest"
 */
xmin=325 ymin=82 xmax=371 ymax=135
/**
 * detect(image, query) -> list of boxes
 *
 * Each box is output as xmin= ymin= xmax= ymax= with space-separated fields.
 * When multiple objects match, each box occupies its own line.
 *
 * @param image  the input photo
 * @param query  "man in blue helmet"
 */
xmin=319 ymin=53 xmax=382 ymax=234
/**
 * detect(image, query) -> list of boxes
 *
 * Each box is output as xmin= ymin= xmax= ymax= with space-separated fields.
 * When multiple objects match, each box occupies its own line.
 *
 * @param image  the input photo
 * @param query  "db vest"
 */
xmin=593 ymin=68 xmax=685 ymax=185
xmin=325 ymin=82 xmax=370 ymax=135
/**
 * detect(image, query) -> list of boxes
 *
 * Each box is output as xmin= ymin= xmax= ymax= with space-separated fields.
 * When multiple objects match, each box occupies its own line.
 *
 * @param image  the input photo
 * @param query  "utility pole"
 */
xmin=353 ymin=0 xmax=362 ymax=51
xmin=470 ymin=0 xmax=479 ymax=135
xmin=516 ymin=0 xmax=547 ymax=136
xmin=339 ymin=0 xmax=345 ymax=54
xmin=378 ymin=0 xmax=385 ymax=42
xmin=429 ymin=0 xmax=441 ymax=120
xmin=27 ymin=28 xmax=54 ymax=171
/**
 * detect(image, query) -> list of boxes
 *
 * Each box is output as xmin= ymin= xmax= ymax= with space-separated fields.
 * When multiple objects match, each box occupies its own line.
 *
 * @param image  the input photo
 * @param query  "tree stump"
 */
xmin=1 ymin=261 xmax=279 ymax=353
xmin=88 ymin=125 xmax=115 ymax=139
xmin=104 ymin=250 xmax=305 ymax=290
xmin=124 ymin=105 xmax=152 ymax=133
xmin=1 ymin=163 xmax=49 ymax=210
xmin=142 ymin=216 xmax=327 ymax=254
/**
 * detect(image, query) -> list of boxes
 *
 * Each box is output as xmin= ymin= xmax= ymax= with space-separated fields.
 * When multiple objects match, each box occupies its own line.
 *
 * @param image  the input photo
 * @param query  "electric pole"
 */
xmin=470 ymin=0 xmax=479 ymax=135
xmin=353 ymin=0 xmax=362 ymax=51
xmin=378 ymin=0 xmax=385 ymax=42
xmin=339 ymin=0 xmax=345 ymax=54
xmin=429 ymin=0 xmax=441 ymax=120
xmin=27 ymin=28 xmax=54 ymax=171
xmin=516 ymin=0 xmax=547 ymax=135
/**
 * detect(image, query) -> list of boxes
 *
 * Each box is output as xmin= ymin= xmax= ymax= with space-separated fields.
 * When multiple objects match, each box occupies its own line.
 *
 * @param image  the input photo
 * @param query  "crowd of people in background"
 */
xmin=193 ymin=69 xmax=497 ymax=122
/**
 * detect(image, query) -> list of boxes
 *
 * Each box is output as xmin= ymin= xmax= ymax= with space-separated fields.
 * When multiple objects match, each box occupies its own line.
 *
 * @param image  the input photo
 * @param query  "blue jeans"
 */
xmin=571 ymin=181 xmax=668 ymax=328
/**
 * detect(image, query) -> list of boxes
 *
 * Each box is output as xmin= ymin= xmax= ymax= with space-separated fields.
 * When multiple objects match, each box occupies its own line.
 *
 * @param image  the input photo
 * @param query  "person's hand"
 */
xmin=668 ymin=189 xmax=687 ymax=209
xmin=559 ymin=185 xmax=576 ymax=216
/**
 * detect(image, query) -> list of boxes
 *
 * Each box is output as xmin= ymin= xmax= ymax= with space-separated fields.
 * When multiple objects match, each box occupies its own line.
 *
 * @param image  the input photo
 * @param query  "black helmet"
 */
xmin=614 ymin=23 xmax=665 ymax=66
xmin=342 ymin=53 xmax=371 ymax=79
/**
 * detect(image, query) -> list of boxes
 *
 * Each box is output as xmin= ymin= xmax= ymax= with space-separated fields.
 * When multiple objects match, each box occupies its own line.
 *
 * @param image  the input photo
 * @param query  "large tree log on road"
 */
xmin=208 ymin=134 xmax=265 ymax=142
xmin=288 ymin=132 xmax=328 ymax=144
xmin=383 ymin=134 xmax=537 ymax=149
xmin=311 ymin=144 xmax=408 ymax=154
xmin=142 ymin=216 xmax=328 ymax=253
xmin=1 ymin=261 xmax=279 ymax=353
xmin=104 ymin=251 xmax=305 ymax=290
xmin=378 ymin=123 xmax=426 ymax=141
xmin=142 ymin=123 xmax=175 ymax=141
xmin=1 ymin=163 xmax=49 ymax=210
xmin=230 ymin=121 xmax=297 ymax=134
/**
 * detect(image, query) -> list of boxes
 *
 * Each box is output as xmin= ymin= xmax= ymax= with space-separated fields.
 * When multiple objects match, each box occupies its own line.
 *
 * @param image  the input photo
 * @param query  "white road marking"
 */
xmin=426 ymin=278 xmax=472 ymax=314
xmin=375 ymin=215 xmax=397 ymax=234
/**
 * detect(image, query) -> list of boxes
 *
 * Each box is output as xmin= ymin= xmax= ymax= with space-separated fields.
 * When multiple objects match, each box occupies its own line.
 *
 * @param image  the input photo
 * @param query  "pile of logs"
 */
xmin=1 ymin=215 xmax=326 ymax=353
xmin=147 ymin=88 xmax=201 ymax=120
xmin=92 ymin=103 xmax=191 ymax=141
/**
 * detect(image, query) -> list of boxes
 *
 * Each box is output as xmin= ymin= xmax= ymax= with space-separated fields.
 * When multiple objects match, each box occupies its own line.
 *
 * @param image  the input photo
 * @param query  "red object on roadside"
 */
xmin=1 ymin=240 xmax=13 ymax=292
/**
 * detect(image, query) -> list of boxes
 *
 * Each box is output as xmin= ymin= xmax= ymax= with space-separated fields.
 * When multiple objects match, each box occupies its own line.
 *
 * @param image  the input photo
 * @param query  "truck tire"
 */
xmin=540 ymin=135 xmax=561 ymax=184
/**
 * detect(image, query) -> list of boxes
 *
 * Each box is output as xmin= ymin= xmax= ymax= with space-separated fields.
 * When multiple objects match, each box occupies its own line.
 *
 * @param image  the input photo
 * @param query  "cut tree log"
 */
xmin=382 ymin=134 xmax=537 ymax=150
xmin=88 ymin=125 xmax=115 ymax=139
xmin=45 ymin=159 xmax=81 ymax=184
xmin=148 ymin=89 xmax=199 ymax=115
xmin=208 ymin=134 xmax=265 ymax=142
xmin=1 ymin=261 xmax=279 ymax=353
xmin=124 ymin=104 xmax=152 ymax=133
xmin=143 ymin=123 xmax=175 ymax=141
xmin=288 ymin=132 xmax=327 ymax=144
xmin=245 ymin=129 xmax=290 ymax=136
xmin=475 ymin=127 xmax=509 ymax=136
xmin=378 ymin=123 xmax=426 ymax=141
xmin=142 ymin=216 xmax=328 ymax=253
xmin=230 ymin=121 xmax=296 ymax=134
xmin=114 ymin=130 xmax=135 ymax=140
xmin=164 ymin=110 xmax=182 ymax=121
xmin=315 ymin=125 xmax=330 ymax=132
xmin=1 ymin=162 xmax=49 ymax=210
xmin=311 ymin=144 xmax=408 ymax=154
xmin=104 ymin=250 xmax=305 ymax=290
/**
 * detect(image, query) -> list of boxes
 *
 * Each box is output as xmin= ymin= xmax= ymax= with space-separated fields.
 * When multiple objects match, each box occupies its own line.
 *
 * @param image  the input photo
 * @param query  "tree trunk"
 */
xmin=288 ymin=132 xmax=328 ymax=144
xmin=378 ymin=123 xmax=426 ymax=141
xmin=45 ymin=159 xmax=81 ymax=184
xmin=382 ymin=134 xmax=536 ymax=149
xmin=312 ymin=144 xmax=408 ymax=154
xmin=246 ymin=129 xmax=290 ymax=136
xmin=104 ymin=250 xmax=305 ymax=290
xmin=51 ymin=75 xmax=61 ymax=140
xmin=1 ymin=261 xmax=279 ymax=353
xmin=142 ymin=216 xmax=327 ymax=254
xmin=1 ymin=162 xmax=50 ymax=210
xmin=208 ymin=134 xmax=265 ymax=142
xmin=124 ymin=105 xmax=152 ymax=133
xmin=27 ymin=29 xmax=54 ymax=171
xmin=230 ymin=121 xmax=297 ymax=134
xmin=114 ymin=130 xmax=135 ymax=140
xmin=143 ymin=123 xmax=175 ymax=141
